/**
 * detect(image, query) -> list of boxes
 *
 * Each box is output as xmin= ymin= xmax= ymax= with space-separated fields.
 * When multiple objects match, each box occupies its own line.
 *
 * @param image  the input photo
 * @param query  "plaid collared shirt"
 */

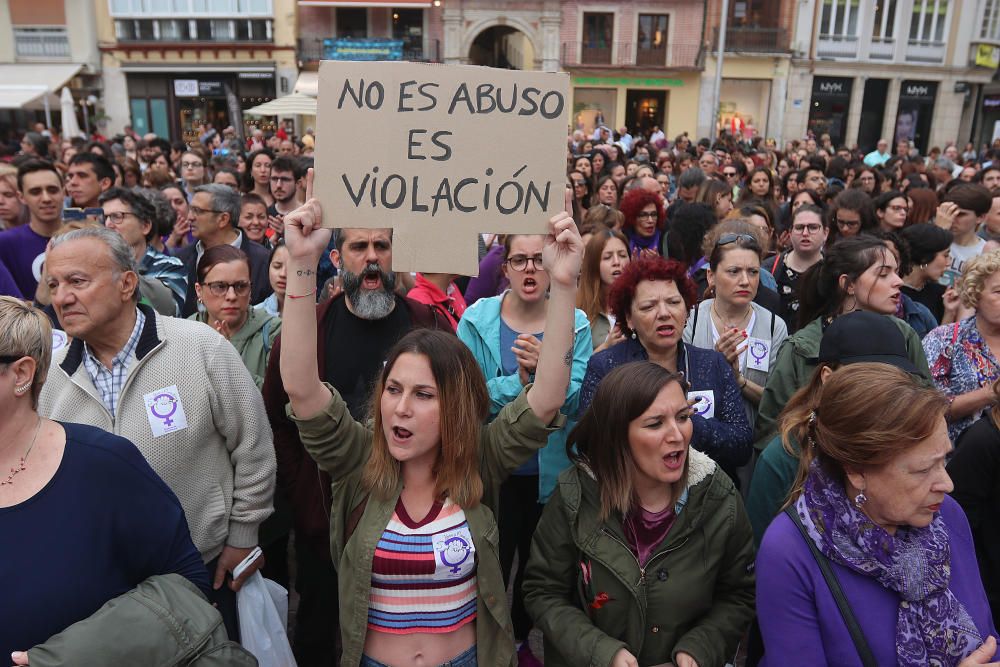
xmin=82 ymin=308 xmax=145 ymax=420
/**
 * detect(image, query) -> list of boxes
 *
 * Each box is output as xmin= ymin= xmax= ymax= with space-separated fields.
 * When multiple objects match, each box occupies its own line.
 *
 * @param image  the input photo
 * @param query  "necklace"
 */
xmin=712 ymin=300 xmax=752 ymax=331
xmin=2 ymin=417 xmax=42 ymax=486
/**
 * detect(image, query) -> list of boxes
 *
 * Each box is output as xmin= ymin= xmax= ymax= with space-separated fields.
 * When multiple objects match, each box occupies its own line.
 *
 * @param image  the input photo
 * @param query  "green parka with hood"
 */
xmin=523 ymin=448 xmax=755 ymax=667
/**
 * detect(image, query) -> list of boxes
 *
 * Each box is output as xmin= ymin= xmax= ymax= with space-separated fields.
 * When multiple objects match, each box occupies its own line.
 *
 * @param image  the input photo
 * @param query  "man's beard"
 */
xmin=341 ymin=262 xmax=396 ymax=320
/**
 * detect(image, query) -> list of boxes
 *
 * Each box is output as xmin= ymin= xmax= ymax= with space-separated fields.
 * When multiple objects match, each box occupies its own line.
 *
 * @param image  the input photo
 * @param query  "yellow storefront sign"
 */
xmin=976 ymin=44 xmax=1000 ymax=70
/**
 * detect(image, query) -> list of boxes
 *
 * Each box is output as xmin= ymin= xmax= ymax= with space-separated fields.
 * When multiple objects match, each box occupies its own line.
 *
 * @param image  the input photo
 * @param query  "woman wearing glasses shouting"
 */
xmin=190 ymin=244 xmax=281 ymax=388
xmin=457 ymin=233 xmax=592 ymax=665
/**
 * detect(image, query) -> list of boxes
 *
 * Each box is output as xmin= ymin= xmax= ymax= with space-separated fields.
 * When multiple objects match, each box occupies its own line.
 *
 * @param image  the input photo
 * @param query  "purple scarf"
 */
xmin=796 ymin=461 xmax=982 ymax=666
xmin=627 ymin=228 xmax=661 ymax=257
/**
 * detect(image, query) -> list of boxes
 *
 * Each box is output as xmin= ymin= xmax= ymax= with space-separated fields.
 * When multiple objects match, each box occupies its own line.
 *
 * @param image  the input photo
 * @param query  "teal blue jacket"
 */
xmin=457 ymin=292 xmax=592 ymax=502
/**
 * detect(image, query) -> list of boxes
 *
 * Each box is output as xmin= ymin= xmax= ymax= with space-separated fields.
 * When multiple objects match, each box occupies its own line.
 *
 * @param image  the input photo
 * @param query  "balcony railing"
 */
xmin=562 ymin=41 xmax=702 ymax=69
xmin=713 ymin=26 xmax=789 ymax=53
xmin=817 ymin=33 xmax=860 ymax=58
xmin=905 ymin=39 xmax=945 ymax=63
xmin=297 ymin=38 xmax=439 ymax=63
xmin=14 ymin=27 xmax=71 ymax=60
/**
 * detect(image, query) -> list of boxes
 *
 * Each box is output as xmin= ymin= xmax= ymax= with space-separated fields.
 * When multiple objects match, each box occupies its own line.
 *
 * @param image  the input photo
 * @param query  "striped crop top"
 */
xmin=368 ymin=496 xmax=478 ymax=635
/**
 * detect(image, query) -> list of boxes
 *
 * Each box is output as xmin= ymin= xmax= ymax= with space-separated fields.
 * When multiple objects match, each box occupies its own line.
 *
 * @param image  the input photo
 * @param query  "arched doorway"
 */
xmin=468 ymin=26 xmax=536 ymax=70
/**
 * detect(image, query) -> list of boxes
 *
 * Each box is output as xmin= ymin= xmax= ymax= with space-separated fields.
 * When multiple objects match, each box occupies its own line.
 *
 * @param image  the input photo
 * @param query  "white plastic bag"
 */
xmin=236 ymin=571 xmax=297 ymax=667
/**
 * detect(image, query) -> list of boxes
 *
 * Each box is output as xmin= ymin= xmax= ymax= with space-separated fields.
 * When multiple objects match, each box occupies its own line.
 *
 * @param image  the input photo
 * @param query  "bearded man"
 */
xmin=260 ymin=227 xmax=450 ymax=664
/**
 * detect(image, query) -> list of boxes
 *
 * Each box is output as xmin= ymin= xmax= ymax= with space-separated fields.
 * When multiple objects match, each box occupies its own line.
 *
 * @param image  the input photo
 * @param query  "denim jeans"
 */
xmin=360 ymin=645 xmax=477 ymax=667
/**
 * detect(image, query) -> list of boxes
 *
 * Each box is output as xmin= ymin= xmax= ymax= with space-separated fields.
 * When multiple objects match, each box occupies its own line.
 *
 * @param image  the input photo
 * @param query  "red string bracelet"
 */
xmin=287 ymin=289 xmax=316 ymax=300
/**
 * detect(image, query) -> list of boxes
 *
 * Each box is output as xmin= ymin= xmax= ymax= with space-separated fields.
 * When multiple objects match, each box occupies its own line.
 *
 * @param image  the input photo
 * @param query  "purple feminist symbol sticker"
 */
xmin=438 ymin=536 xmax=471 ymax=574
xmin=750 ymin=340 xmax=768 ymax=365
xmin=694 ymin=394 xmax=713 ymax=416
xmin=150 ymin=393 xmax=178 ymax=427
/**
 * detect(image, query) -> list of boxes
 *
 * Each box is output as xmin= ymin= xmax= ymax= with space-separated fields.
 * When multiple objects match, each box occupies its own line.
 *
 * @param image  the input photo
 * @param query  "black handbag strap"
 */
xmin=783 ymin=505 xmax=877 ymax=667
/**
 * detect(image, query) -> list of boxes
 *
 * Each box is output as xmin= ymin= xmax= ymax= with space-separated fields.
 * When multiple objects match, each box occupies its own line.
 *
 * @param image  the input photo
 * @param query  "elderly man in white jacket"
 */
xmin=38 ymin=225 xmax=275 ymax=641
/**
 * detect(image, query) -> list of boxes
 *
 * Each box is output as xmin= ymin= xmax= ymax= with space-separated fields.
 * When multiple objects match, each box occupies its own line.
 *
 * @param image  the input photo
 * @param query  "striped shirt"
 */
xmin=82 ymin=308 xmax=145 ymax=420
xmin=368 ymin=497 xmax=478 ymax=635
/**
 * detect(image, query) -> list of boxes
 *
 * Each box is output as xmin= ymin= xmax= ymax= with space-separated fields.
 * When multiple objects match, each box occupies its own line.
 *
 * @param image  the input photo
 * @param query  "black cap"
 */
xmin=817 ymin=311 xmax=918 ymax=374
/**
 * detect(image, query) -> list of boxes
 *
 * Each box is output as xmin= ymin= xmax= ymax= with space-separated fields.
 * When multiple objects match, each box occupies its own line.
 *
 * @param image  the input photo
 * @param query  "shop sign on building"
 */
xmin=976 ymin=44 xmax=1000 ymax=70
xmin=174 ymin=80 xmax=198 ymax=97
xmin=323 ymin=38 xmax=405 ymax=61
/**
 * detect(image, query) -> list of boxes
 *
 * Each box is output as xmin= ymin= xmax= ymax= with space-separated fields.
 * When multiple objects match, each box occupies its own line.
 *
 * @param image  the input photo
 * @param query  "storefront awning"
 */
xmin=294 ymin=72 xmax=318 ymax=97
xmin=0 ymin=63 xmax=83 ymax=110
xmin=298 ymin=1 xmax=432 ymax=6
xmin=244 ymin=92 xmax=318 ymax=116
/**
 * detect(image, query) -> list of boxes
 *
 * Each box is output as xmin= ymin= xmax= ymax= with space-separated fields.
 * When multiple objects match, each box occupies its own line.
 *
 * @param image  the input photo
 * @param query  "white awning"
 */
xmin=293 ymin=71 xmax=318 ymax=97
xmin=244 ymin=92 xmax=318 ymax=116
xmin=0 ymin=63 xmax=83 ymax=110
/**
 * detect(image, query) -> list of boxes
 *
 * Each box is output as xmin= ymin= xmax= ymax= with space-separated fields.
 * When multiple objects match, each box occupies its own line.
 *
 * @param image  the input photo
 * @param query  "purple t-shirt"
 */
xmin=0 ymin=259 xmax=22 ymax=298
xmin=0 ymin=224 xmax=50 ymax=298
xmin=757 ymin=496 xmax=998 ymax=665
xmin=624 ymin=505 xmax=677 ymax=567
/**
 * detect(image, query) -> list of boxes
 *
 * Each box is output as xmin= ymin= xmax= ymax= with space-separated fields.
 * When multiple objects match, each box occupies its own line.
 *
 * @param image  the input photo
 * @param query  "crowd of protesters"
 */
xmin=4 ymin=114 xmax=1000 ymax=667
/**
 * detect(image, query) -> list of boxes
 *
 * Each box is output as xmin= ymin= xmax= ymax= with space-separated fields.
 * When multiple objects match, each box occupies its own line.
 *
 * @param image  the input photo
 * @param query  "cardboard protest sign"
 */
xmin=315 ymin=61 xmax=570 ymax=275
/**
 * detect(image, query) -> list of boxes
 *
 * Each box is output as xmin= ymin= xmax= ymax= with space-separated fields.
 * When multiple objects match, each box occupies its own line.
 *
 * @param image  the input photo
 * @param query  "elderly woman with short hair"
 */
xmin=924 ymin=250 xmax=1000 ymax=442
xmin=0 ymin=296 xmax=209 ymax=661
xmin=757 ymin=363 xmax=999 ymax=665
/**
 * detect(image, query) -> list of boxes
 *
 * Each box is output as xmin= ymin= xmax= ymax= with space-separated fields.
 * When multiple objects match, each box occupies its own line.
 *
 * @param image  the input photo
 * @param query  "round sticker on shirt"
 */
xmin=431 ymin=525 xmax=476 ymax=580
xmin=51 ymin=329 xmax=68 ymax=353
xmin=688 ymin=389 xmax=715 ymax=419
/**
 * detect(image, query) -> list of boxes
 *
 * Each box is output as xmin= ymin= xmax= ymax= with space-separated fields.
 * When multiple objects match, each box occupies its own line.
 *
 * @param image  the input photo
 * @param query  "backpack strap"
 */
xmin=783 ymin=506 xmax=877 ymax=667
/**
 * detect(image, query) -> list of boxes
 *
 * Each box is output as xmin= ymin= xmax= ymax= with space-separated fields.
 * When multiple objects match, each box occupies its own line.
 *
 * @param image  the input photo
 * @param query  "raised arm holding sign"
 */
xmin=314 ymin=61 xmax=570 ymax=276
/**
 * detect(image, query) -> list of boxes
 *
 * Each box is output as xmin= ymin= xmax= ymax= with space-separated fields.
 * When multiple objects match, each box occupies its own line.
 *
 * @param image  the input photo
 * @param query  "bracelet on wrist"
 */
xmin=287 ymin=288 xmax=317 ymax=300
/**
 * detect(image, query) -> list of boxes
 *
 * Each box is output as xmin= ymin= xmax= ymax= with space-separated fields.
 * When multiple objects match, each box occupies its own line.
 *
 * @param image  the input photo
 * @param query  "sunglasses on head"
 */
xmin=716 ymin=233 xmax=756 ymax=247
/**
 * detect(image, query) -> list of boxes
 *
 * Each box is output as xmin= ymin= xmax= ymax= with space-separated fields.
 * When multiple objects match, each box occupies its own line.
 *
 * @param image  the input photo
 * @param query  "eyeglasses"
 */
xmin=636 ymin=211 xmax=658 ymax=220
xmin=204 ymin=280 xmax=251 ymax=297
xmin=506 ymin=254 xmax=546 ymax=272
xmin=717 ymin=233 xmax=756 ymax=246
xmin=0 ymin=355 xmax=25 ymax=364
xmin=190 ymin=205 xmax=222 ymax=216
xmin=572 ymin=180 xmax=586 ymax=188
xmin=792 ymin=223 xmax=823 ymax=234
xmin=181 ymin=161 xmax=204 ymax=169
xmin=836 ymin=218 xmax=861 ymax=228
xmin=723 ymin=171 xmax=738 ymax=177
xmin=103 ymin=211 xmax=139 ymax=225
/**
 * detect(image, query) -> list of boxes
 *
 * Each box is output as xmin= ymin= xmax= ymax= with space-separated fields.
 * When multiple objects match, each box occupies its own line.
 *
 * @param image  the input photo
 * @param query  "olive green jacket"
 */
xmin=291 ymin=383 xmax=565 ymax=667
xmin=27 ymin=575 xmax=255 ymax=666
xmin=189 ymin=308 xmax=281 ymax=388
xmin=523 ymin=449 xmax=756 ymax=667
xmin=754 ymin=315 xmax=932 ymax=449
